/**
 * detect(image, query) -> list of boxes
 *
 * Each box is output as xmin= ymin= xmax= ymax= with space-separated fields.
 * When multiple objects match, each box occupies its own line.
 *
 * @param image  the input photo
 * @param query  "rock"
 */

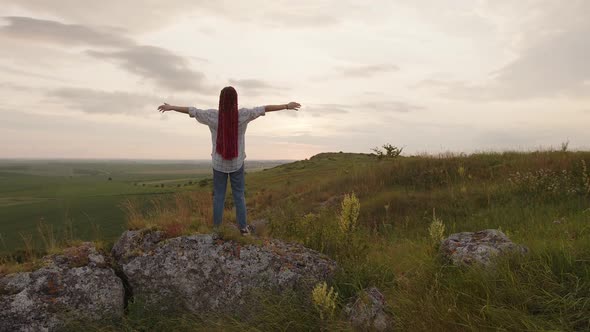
xmin=344 ymin=287 xmax=391 ymax=331
xmin=112 ymin=229 xmax=337 ymax=314
xmin=111 ymin=228 xmax=166 ymax=263
xmin=440 ymin=229 xmax=528 ymax=266
xmin=0 ymin=242 xmax=124 ymax=332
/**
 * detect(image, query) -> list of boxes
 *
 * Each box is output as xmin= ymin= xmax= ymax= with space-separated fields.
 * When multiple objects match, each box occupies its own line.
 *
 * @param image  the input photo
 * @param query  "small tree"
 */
xmin=560 ymin=140 xmax=570 ymax=152
xmin=371 ymin=143 xmax=403 ymax=159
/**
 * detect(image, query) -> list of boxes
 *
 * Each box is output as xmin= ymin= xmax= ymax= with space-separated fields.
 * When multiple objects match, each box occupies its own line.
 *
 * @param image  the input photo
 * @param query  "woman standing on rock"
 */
xmin=157 ymin=86 xmax=301 ymax=235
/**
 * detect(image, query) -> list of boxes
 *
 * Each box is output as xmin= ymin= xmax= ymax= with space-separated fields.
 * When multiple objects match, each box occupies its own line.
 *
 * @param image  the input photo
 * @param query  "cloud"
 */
xmin=229 ymin=79 xmax=275 ymax=90
xmin=334 ymin=64 xmax=399 ymax=78
xmin=359 ymin=101 xmax=425 ymax=113
xmin=0 ymin=1 xmax=200 ymax=33
xmin=49 ymin=87 xmax=161 ymax=116
xmin=0 ymin=64 xmax=73 ymax=83
xmin=227 ymin=78 xmax=286 ymax=97
xmin=488 ymin=21 xmax=590 ymax=99
xmin=2 ymin=1 xmax=357 ymax=33
xmin=415 ymin=1 xmax=590 ymax=101
xmin=0 ymin=16 xmax=212 ymax=93
xmin=309 ymin=104 xmax=350 ymax=113
xmin=312 ymin=63 xmax=400 ymax=81
xmin=0 ymin=81 xmax=37 ymax=92
xmin=261 ymin=10 xmax=340 ymax=28
xmin=305 ymin=100 xmax=424 ymax=119
xmin=412 ymin=79 xmax=485 ymax=99
xmin=306 ymin=104 xmax=349 ymax=118
xmin=0 ymin=16 xmax=133 ymax=47
xmin=419 ymin=28 xmax=590 ymax=101
xmin=87 ymin=46 xmax=213 ymax=93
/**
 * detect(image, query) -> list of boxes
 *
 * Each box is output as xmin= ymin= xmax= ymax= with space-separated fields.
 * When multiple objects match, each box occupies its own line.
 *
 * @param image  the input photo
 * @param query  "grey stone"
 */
xmin=440 ymin=229 xmax=528 ymax=266
xmin=112 ymin=229 xmax=337 ymax=314
xmin=344 ymin=287 xmax=391 ymax=331
xmin=0 ymin=242 xmax=124 ymax=332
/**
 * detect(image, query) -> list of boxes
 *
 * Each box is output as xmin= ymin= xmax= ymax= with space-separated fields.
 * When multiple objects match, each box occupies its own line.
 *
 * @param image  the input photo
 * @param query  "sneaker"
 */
xmin=239 ymin=224 xmax=255 ymax=236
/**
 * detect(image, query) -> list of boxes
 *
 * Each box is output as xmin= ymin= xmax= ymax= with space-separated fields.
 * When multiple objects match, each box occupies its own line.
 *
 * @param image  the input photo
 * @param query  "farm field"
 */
xmin=0 ymin=159 xmax=288 ymax=252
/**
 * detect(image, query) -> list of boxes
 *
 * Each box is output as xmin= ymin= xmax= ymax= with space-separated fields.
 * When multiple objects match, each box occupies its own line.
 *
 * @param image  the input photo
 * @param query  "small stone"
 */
xmin=344 ymin=287 xmax=391 ymax=331
xmin=440 ymin=229 xmax=528 ymax=266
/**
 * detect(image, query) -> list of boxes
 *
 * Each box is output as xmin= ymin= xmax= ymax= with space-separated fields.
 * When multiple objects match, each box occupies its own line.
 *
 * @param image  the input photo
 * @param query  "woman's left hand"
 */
xmin=287 ymin=102 xmax=301 ymax=111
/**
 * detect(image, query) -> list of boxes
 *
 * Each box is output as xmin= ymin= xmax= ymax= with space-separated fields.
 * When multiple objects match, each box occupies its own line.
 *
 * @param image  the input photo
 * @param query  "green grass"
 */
xmin=2 ymin=151 xmax=590 ymax=330
xmin=0 ymin=160 xmax=281 ymax=252
xmin=244 ymin=150 xmax=590 ymax=330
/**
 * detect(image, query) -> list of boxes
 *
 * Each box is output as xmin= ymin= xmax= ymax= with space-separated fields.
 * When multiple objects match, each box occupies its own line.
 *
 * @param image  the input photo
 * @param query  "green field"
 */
xmin=0 ymin=159 xmax=288 ymax=252
xmin=2 ymin=151 xmax=590 ymax=330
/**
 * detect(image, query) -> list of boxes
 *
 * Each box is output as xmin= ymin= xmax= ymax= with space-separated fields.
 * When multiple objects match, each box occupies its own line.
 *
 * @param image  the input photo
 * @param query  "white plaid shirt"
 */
xmin=188 ymin=106 xmax=266 ymax=173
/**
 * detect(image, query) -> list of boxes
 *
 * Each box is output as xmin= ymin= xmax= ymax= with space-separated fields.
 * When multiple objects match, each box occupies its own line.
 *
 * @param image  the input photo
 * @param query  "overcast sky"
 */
xmin=1 ymin=0 xmax=589 ymax=160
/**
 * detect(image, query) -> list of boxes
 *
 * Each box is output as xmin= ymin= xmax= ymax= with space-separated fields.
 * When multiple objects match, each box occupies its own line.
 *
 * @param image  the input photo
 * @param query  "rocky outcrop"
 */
xmin=440 ymin=229 xmax=528 ymax=266
xmin=111 ymin=229 xmax=337 ymax=314
xmin=0 ymin=243 xmax=124 ymax=332
xmin=344 ymin=287 xmax=391 ymax=332
xmin=0 ymin=229 xmax=337 ymax=330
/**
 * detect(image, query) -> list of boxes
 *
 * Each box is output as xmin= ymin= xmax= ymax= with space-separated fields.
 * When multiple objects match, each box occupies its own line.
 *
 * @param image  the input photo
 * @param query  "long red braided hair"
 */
xmin=216 ymin=86 xmax=239 ymax=160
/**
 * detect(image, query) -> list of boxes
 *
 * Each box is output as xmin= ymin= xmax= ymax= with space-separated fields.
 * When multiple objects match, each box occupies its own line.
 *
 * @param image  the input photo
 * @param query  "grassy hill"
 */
xmin=243 ymin=150 xmax=590 ymax=331
xmin=2 ymin=150 xmax=590 ymax=330
xmin=247 ymin=151 xmax=590 ymax=239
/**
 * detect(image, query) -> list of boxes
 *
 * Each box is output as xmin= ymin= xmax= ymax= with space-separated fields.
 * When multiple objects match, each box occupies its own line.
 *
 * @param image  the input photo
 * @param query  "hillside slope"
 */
xmin=2 ymin=150 xmax=590 ymax=331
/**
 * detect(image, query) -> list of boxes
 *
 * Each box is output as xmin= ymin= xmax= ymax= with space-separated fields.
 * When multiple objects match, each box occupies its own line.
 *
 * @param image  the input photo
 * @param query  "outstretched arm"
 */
xmin=264 ymin=102 xmax=301 ymax=112
xmin=159 ymin=103 xmax=215 ymax=126
xmin=158 ymin=103 xmax=189 ymax=114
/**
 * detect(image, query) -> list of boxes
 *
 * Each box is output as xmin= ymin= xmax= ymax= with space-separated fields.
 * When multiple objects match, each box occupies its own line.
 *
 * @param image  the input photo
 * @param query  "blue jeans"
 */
xmin=212 ymin=164 xmax=247 ymax=229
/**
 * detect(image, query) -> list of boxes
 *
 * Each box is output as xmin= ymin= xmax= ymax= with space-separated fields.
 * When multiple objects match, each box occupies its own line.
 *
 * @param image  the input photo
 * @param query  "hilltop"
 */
xmin=1 ymin=150 xmax=589 ymax=330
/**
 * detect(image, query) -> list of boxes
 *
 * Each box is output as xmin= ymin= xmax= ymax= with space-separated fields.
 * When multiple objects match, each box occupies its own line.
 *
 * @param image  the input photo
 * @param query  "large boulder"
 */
xmin=112 ymin=229 xmax=337 ymax=313
xmin=440 ymin=229 xmax=528 ymax=266
xmin=344 ymin=287 xmax=392 ymax=331
xmin=0 ymin=242 xmax=125 ymax=332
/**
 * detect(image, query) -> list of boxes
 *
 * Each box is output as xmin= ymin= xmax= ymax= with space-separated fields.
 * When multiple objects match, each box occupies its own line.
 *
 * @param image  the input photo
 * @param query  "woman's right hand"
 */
xmin=158 ymin=103 xmax=173 ymax=113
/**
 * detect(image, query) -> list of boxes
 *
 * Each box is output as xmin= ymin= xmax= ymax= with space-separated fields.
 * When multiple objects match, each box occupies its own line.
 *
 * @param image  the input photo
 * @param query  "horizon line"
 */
xmin=0 ymin=158 xmax=297 ymax=162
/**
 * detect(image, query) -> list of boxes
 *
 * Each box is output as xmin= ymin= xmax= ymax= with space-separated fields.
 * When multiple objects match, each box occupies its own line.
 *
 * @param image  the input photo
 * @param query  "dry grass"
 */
xmin=120 ymin=191 xmax=214 ymax=237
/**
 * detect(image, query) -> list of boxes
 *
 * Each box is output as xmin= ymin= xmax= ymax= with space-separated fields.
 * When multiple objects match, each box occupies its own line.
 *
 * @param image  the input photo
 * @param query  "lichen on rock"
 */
xmin=0 ymin=242 xmax=125 ymax=332
xmin=344 ymin=287 xmax=392 ymax=331
xmin=112 ymin=229 xmax=338 ymax=314
xmin=440 ymin=229 xmax=528 ymax=266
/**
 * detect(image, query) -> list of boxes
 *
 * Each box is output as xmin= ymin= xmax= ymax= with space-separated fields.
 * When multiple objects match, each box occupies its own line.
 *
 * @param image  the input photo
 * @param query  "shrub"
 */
xmin=311 ymin=281 xmax=338 ymax=320
xmin=371 ymin=143 xmax=404 ymax=159
xmin=339 ymin=192 xmax=360 ymax=233
xmin=428 ymin=209 xmax=445 ymax=247
xmin=508 ymin=159 xmax=590 ymax=197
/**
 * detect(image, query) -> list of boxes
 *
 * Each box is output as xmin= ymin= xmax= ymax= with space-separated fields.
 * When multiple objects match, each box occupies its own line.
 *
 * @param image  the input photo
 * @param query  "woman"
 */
xmin=158 ymin=86 xmax=301 ymax=235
